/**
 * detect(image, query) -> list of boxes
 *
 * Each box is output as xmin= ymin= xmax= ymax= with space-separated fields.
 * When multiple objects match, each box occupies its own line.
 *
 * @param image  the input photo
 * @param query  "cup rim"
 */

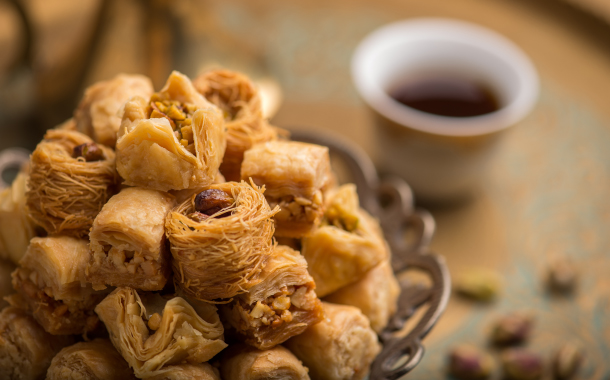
xmin=351 ymin=18 xmax=540 ymax=136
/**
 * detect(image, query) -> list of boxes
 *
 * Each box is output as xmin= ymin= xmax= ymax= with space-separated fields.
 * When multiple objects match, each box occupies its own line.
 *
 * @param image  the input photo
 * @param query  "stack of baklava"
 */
xmin=0 ymin=67 xmax=400 ymax=380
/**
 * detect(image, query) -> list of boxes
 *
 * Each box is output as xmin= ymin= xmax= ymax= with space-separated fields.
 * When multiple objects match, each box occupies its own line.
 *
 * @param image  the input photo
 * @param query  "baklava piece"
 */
xmin=166 ymin=182 xmax=278 ymax=301
xmin=46 ymin=339 xmax=137 ymax=380
xmin=301 ymin=184 xmax=388 ymax=297
xmin=285 ymin=302 xmax=381 ymax=380
xmin=324 ymin=260 xmax=400 ymax=333
xmin=0 ymin=170 xmax=36 ymax=265
xmin=10 ymin=236 xmax=107 ymax=335
xmin=220 ymin=344 xmax=310 ymax=380
xmin=0 ymin=306 xmax=74 ymax=380
xmin=26 ymin=129 xmax=117 ymax=238
xmin=241 ymin=141 xmax=331 ymax=238
xmin=95 ymin=287 xmax=227 ymax=379
xmin=116 ymin=71 xmax=225 ymax=192
xmin=87 ymin=187 xmax=175 ymax=291
xmin=221 ymin=245 xmax=324 ymax=349
xmin=193 ymin=69 xmax=276 ymax=181
xmin=74 ymin=73 xmax=154 ymax=148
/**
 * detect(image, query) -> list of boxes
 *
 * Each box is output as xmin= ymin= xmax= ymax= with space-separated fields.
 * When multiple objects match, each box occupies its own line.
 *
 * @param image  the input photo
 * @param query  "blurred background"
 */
xmin=1 ymin=0 xmax=610 ymax=378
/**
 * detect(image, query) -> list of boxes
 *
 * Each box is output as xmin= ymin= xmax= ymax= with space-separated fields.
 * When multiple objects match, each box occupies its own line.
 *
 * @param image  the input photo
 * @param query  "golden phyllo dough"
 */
xmin=46 ymin=339 xmax=137 ymax=380
xmin=144 ymin=363 xmax=220 ymax=380
xmin=87 ymin=187 xmax=175 ymax=291
xmin=0 ymin=171 xmax=36 ymax=265
xmin=221 ymin=245 xmax=324 ymax=349
xmin=166 ymin=182 xmax=278 ymax=301
xmin=94 ymin=288 xmax=227 ymax=379
xmin=285 ymin=302 xmax=381 ymax=380
xmin=220 ymin=344 xmax=310 ymax=380
xmin=193 ymin=69 xmax=276 ymax=181
xmin=241 ymin=141 xmax=331 ymax=238
xmin=116 ymin=71 xmax=226 ymax=192
xmin=0 ymin=306 xmax=74 ymax=380
xmin=26 ymin=129 xmax=117 ymax=238
xmin=10 ymin=237 xmax=107 ymax=335
xmin=301 ymin=184 xmax=387 ymax=297
xmin=323 ymin=260 xmax=400 ymax=333
xmin=74 ymin=73 xmax=154 ymax=148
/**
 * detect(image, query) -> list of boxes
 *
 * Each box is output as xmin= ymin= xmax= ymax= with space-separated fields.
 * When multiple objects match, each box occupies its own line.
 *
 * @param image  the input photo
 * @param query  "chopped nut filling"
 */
xmin=270 ymin=190 xmax=323 ymax=224
xmin=194 ymin=189 xmax=234 ymax=218
xmin=13 ymin=267 xmax=100 ymax=332
xmin=148 ymin=94 xmax=198 ymax=155
xmin=103 ymin=245 xmax=161 ymax=277
xmin=240 ymin=285 xmax=316 ymax=330
xmin=325 ymin=199 xmax=359 ymax=232
xmin=147 ymin=312 xmax=162 ymax=331
xmin=72 ymin=142 xmax=104 ymax=162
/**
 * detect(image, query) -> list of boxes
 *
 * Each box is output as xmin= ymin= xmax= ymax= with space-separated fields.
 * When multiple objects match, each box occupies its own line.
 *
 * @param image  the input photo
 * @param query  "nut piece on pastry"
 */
xmin=10 ymin=236 xmax=108 ymax=335
xmin=323 ymin=260 xmax=400 ymax=333
xmin=87 ymin=187 xmax=175 ymax=291
xmin=220 ymin=344 xmax=310 ymax=380
xmin=26 ymin=129 xmax=117 ymax=238
xmin=74 ymin=73 xmax=154 ymax=148
xmin=241 ymin=141 xmax=331 ymax=238
xmin=284 ymin=302 xmax=381 ymax=380
xmin=116 ymin=71 xmax=226 ymax=192
xmin=221 ymin=245 xmax=324 ymax=349
xmin=301 ymin=184 xmax=387 ymax=297
xmin=144 ymin=363 xmax=220 ymax=380
xmin=0 ymin=306 xmax=74 ymax=380
xmin=46 ymin=339 xmax=137 ymax=380
xmin=0 ymin=170 xmax=37 ymax=265
xmin=94 ymin=287 xmax=227 ymax=379
xmin=193 ymin=69 xmax=276 ymax=181
xmin=166 ymin=181 xmax=278 ymax=301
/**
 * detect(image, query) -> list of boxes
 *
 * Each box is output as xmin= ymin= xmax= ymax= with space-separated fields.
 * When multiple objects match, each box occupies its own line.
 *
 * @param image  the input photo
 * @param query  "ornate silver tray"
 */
xmin=0 ymin=131 xmax=451 ymax=379
xmin=292 ymin=131 xmax=450 ymax=379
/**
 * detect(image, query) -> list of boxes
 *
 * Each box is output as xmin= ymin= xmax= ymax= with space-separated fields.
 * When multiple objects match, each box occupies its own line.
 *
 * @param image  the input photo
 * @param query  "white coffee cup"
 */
xmin=351 ymin=18 xmax=539 ymax=203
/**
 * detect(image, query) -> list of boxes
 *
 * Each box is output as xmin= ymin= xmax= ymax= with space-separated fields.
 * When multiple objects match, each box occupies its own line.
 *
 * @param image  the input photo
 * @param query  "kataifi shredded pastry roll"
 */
xmin=241 ymin=141 xmax=331 ymax=238
xmin=144 ymin=363 xmax=220 ymax=380
xmin=0 ymin=306 xmax=74 ymax=380
xmin=220 ymin=344 xmax=310 ymax=380
xmin=323 ymin=260 xmax=400 ymax=333
xmin=87 ymin=187 xmax=175 ymax=291
xmin=46 ymin=339 xmax=137 ymax=380
xmin=166 ymin=181 xmax=278 ymax=301
xmin=0 ymin=170 xmax=37 ymax=265
xmin=301 ymin=184 xmax=387 ymax=297
xmin=26 ymin=129 xmax=117 ymax=238
xmin=74 ymin=73 xmax=154 ymax=148
xmin=193 ymin=69 xmax=276 ymax=181
xmin=10 ymin=236 xmax=107 ymax=335
xmin=94 ymin=288 xmax=227 ymax=379
xmin=116 ymin=71 xmax=225 ymax=192
xmin=221 ymin=245 xmax=323 ymax=349
xmin=284 ymin=302 xmax=381 ymax=380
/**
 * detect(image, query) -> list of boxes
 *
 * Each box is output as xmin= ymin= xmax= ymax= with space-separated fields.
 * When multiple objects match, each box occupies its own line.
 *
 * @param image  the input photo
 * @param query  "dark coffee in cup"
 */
xmin=389 ymin=75 xmax=499 ymax=118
